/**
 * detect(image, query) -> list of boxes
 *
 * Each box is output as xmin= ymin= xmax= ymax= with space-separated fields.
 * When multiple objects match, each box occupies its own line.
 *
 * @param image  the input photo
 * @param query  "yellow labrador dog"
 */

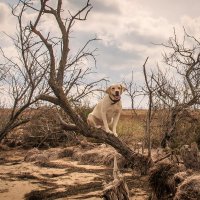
xmin=87 ymin=84 xmax=126 ymax=137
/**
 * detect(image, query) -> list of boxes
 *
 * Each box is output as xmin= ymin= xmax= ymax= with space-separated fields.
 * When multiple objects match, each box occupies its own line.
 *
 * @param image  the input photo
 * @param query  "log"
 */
xmin=102 ymin=156 xmax=130 ymax=200
xmin=60 ymin=115 xmax=153 ymax=174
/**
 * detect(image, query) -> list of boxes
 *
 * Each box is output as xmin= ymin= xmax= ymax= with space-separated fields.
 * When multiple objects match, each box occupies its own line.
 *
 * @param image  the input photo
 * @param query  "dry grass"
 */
xmin=2 ymin=107 xmax=200 ymax=150
xmin=62 ymin=145 xmax=128 ymax=168
xmin=118 ymin=109 xmax=162 ymax=149
xmin=118 ymin=110 xmax=146 ymax=147
xmin=119 ymin=109 xmax=200 ymax=149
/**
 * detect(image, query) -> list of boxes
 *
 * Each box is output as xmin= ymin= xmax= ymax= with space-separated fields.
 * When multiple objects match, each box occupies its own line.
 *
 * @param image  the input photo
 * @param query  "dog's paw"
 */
xmin=106 ymin=129 xmax=113 ymax=134
xmin=113 ymin=132 xmax=118 ymax=137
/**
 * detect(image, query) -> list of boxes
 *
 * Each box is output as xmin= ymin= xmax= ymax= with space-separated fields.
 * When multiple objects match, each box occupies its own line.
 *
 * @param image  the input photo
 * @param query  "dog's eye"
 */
xmin=111 ymin=87 xmax=115 ymax=90
xmin=118 ymin=87 xmax=121 ymax=89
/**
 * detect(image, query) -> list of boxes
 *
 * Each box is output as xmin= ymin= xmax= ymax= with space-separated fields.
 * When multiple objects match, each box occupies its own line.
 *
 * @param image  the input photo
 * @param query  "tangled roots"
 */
xmin=149 ymin=162 xmax=179 ymax=199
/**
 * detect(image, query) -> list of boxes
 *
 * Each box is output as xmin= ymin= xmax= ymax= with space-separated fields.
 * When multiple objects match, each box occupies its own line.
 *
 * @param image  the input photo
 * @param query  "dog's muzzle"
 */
xmin=115 ymin=91 xmax=120 ymax=96
xmin=109 ymin=94 xmax=121 ymax=104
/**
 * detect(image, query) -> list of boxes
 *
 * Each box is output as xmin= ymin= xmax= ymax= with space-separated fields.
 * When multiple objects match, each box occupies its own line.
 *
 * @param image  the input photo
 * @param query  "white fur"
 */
xmin=87 ymin=84 xmax=126 ymax=137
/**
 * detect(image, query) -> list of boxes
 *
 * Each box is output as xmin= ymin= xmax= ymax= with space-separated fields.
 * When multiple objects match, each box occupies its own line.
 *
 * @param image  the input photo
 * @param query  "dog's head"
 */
xmin=106 ymin=84 xmax=126 ymax=100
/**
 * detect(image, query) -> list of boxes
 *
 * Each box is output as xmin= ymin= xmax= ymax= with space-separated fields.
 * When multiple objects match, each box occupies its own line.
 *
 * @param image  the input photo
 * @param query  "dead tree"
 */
xmin=0 ymin=2 xmax=50 ymax=142
xmin=123 ymin=71 xmax=139 ymax=115
xmin=124 ymin=58 xmax=159 ymax=158
xmin=12 ymin=0 xmax=153 ymax=173
xmin=152 ymin=28 xmax=200 ymax=147
xmin=142 ymin=57 xmax=154 ymax=158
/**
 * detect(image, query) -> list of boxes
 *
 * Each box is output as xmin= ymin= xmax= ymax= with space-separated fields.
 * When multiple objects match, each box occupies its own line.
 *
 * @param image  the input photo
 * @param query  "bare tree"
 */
xmin=143 ymin=57 xmax=153 ymax=158
xmin=9 ymin=0 xmax=152 ymax=173
xmin=124 ymin=58 xmax=158 ymax=157
xmin=0 ymin=2 xmax=50 ymax=141
xmin=152 ymin=28 xmax=200 ymax=147
xmin=0 ymin=0 xmax=106 ymax=142
xmin=124 ymin=71 xmax=139 ymax=113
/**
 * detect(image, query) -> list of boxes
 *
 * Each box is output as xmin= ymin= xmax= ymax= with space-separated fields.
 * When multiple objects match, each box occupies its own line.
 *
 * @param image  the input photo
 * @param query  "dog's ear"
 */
xmin=120 ymin=84 xmax=127 ymax=93
xmin=106 ymin=86 xmax=111 ymax=94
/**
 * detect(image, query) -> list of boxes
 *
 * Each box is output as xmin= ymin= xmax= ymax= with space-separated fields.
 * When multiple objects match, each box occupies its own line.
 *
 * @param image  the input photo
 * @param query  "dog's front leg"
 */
xmin=101 ymin=112 xmax=113 ymax=134
xmin=112 ymin=112 xmax=121 ymax=137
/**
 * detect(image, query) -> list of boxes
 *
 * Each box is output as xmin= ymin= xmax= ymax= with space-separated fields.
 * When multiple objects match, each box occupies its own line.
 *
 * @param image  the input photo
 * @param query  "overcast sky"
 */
xmin=1 ymin=0 xmax=200 ymax=108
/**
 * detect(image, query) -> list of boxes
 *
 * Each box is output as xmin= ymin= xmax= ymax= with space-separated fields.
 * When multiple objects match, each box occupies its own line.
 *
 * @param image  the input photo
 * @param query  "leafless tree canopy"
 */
xmin=143 ymin=28 xmax=200 ymax=147
xmin=0 ymin=1 xmax=50 ymax=141
xmin=154 ymin=28 xmax=200 ymax=108
xmin=0 ymin=0 xmax=106 ymax=141
xmin=0 ymin=0 xmax=152 ymax=172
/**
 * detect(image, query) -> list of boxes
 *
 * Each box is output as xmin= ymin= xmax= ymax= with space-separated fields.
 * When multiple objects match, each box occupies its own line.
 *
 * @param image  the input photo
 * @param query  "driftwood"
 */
xmin=102 ymin=156 xmax=130 ymax=200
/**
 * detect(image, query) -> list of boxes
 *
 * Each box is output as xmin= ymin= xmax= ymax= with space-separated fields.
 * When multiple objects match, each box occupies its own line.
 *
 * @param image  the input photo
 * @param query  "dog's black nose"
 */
xmin=115 ymin=91 xmax=119 ymax=96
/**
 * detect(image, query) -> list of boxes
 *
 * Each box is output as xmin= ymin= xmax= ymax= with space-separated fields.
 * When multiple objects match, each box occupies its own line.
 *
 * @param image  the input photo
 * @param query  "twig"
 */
xmin=154 ymin=153 xmax=172 ymax=164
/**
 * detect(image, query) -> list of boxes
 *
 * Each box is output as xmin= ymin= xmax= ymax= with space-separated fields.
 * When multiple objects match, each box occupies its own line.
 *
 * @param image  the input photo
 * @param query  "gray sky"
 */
xmin=1 ymin=0 xmax=200 ymax=108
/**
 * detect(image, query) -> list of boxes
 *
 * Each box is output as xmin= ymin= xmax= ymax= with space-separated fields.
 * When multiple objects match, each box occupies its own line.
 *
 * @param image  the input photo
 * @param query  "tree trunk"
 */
xmin=53 ymin=90 xmax=153 ymax=174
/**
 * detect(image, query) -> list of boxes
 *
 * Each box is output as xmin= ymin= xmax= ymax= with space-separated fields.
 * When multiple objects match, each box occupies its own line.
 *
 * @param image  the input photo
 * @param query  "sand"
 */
xmin=0 ymin=147 xmax=150 ymax=199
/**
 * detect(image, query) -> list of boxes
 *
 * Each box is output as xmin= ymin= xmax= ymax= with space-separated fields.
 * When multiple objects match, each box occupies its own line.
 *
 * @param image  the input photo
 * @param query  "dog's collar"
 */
xmin=109 ymin=95 xmax=121 ymax=105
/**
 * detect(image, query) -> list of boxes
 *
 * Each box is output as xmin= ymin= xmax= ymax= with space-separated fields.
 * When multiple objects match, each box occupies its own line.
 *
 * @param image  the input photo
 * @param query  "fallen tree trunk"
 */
xmin=59 ymin=109 xmax=153 ymax=174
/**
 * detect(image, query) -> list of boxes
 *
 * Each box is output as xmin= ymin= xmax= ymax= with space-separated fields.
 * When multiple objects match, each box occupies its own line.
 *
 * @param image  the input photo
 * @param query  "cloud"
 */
xmin=1 ymin=0 xmax=200 ymax=108
xmin=0 ymin=3 xmax=17 ymax=35
xmin=180 ymin=16 xmax=200 ymax=38
xmin=68 ymin=0 xmax=120 ymax=14
xmin=0 ymin=4 xmax=6 ymax=23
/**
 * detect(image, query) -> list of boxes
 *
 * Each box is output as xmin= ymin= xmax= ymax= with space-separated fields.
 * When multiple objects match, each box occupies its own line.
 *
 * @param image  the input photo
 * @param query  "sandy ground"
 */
xmin=0 ymin=147 xmax=150 ymax=200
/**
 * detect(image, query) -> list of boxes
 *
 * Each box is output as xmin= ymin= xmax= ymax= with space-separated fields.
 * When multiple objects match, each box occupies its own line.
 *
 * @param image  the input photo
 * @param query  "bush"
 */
xmin=23 ymin=106 xmax=78 ymax=148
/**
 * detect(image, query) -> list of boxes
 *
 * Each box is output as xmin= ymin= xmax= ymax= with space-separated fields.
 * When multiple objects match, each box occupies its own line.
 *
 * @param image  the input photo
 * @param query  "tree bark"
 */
xmin=53 ymin=88 xmax=153 ymax=174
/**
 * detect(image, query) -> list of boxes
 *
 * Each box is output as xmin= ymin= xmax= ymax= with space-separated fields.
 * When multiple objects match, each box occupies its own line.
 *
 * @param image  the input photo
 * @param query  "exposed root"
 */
xmin=149 ymin=162 xmax=179 ymax=199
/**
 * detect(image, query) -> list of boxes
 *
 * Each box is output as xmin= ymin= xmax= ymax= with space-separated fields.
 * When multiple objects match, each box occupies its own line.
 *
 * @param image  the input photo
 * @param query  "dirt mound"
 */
xmin=62 ymin=145 xmax=129 ymax=168
xmin=148 ymin=160 xmax=200 ymax=200
xmin=24 ymin=147 xmax=67 ymax=162
xmin=23 ymin=145 xmax=132 ymax=173
xmin=174 ymin=175 xmax=200 ymax=200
